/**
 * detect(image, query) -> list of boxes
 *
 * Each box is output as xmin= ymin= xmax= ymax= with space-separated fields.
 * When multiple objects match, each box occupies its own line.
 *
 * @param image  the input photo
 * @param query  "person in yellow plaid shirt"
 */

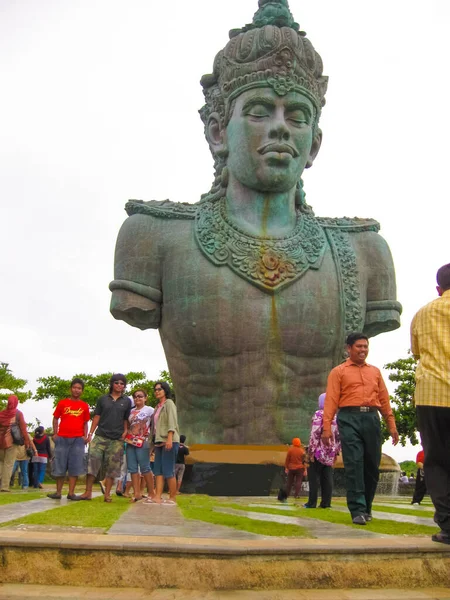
xmin=411 ymin=263 xmax=450 ymax=545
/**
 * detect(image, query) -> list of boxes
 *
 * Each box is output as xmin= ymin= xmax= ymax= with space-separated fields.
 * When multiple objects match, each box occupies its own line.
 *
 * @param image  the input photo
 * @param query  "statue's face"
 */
xmin=225 ymin=87 xmax=318 ymax=193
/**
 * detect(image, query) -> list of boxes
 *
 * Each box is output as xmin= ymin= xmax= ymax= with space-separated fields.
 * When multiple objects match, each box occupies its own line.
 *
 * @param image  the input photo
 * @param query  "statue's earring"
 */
xmin=220 ymin=166 xmax=229 ymax=188
xmin=295 ymin=179 xmax=305 ymax=207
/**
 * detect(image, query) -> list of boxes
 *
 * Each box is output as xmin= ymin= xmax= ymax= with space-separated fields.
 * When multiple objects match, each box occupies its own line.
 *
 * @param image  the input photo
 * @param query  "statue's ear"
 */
xmin=206 ymin=112 xmax=226 ymax=154
xmin=305 ymin=129 xmax=322 ymax=169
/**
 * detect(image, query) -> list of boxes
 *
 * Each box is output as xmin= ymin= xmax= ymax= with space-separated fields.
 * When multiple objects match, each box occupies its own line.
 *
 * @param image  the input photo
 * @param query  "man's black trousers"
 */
xmin=417 ymin=405 xmax=450 ymax=533
xmin=337 ymin=409 xmax=381 ymax=518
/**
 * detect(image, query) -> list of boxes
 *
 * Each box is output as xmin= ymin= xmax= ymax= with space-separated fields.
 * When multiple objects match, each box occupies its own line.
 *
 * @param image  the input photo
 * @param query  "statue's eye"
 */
xmin=288 ymin=110 xmax=309 ymax=126
xmin=246 ymin=104 xmax=270 ymax=118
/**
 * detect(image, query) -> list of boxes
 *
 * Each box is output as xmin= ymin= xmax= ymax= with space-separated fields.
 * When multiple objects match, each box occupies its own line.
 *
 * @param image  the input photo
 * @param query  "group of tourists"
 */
xmin=0 ymin=262 xmax=449 ymax=544
xmin=0 ymin=375 xmax=186 ymax=505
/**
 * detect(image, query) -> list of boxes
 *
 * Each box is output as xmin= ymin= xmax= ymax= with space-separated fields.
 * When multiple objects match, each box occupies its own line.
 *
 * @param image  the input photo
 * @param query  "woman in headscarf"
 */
xmin=283 ymin=437 xmax=306 ymax=500
xmin=304 ymin=392 xmax=341 ymax=509
xmin=0 ymin=395 xmax=29 ymax=492
xmin=31 ymin=426 xmax=52 ymax=489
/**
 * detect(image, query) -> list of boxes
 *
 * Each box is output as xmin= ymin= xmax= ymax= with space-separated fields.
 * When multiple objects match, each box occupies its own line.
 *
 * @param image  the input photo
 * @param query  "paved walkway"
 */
xmin=1 ymin=584 xmax=449 ymax=599
xmin=331 ymin=505 xmax=436 ymax=526
xmin=108 ymin=501 xmax=268 ymax=538
xmin=0 ymin=492 xmax=102 ymax=525
xmin=216 ymin=507 xmax=389 ymax=538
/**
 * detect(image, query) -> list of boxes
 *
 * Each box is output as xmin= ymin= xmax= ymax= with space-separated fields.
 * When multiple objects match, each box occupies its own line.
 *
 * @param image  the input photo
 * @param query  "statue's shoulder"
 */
xmin=317 ymin=216 xmax=380 ymax=233
xmin=125 ymin=199 xmax=197 ymax=220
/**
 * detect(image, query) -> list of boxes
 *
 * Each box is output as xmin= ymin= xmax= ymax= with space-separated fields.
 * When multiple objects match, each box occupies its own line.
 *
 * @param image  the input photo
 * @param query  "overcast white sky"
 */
xmin=1 ymin=1 xmax=449 ymax=462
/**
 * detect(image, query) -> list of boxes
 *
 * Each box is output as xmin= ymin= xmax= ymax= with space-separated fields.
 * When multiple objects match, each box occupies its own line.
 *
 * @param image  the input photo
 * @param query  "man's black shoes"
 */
xmin=432 ymin=531 xmax=450 ymax=545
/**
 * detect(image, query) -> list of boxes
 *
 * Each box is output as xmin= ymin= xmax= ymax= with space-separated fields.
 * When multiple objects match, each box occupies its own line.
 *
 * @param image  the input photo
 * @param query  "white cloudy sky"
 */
xmin=1 ymin=0 xmax=449 ymax=462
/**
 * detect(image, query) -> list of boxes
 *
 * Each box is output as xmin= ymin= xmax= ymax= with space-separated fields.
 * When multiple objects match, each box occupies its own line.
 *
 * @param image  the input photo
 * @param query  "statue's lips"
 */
xmin=257 ymin=143 xmax=299 ymax=158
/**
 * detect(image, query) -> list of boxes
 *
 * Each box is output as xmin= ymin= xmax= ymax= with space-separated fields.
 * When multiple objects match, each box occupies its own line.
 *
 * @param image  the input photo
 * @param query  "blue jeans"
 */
xmin=153 ymin=443 xmax=179 ymax=478
xmin=33 ymin=462 xmax=47 ymax=487
xmin=12 ymin=460 xmax=29 ymax=488
xmin=126 ymin=444 xmax=151 ymax=474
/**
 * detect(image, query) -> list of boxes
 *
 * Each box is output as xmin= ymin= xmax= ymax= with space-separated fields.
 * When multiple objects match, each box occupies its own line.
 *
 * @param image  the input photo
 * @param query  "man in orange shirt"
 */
xmin=322 ymin=332 xmax=399 ymax=525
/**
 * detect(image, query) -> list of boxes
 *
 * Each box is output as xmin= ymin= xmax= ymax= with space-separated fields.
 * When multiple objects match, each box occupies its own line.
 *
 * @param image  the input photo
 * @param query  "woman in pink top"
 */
xmin=0 ymin=395 xmax=29 ymax=492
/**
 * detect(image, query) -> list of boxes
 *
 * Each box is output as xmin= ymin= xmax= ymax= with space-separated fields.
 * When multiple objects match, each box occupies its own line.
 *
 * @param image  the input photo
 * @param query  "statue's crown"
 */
xmin=200 ymin=0 xmax=328 ymax=125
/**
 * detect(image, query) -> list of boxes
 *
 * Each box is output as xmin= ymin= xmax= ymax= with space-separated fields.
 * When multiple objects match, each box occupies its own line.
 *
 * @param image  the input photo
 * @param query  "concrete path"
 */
xmin=108 ymin=500 xmax=268 ymax=539
xmin=0 ymin=492 xmax=102 ymax=525
xmin=331 ymin=505 xmax=436 ymax=526
xmin=1 ymin=584 xmax=450 ymax=599
xmin=215 ymin=507 xmax=389 ymax=538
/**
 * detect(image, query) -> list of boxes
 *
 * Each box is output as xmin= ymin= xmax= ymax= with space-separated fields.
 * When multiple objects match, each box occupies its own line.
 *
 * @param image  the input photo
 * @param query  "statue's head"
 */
xmin=200 ymin=0 xmax=328 ymax=206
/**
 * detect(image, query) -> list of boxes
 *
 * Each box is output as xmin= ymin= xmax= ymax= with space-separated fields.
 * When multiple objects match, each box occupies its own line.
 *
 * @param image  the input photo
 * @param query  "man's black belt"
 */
xmin=339 ymin=406 xmax=378 ymax=413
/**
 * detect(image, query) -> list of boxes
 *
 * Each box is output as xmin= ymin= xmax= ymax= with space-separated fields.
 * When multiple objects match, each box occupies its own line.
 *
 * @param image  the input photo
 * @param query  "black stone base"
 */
xmin=181 ymin=463 xmax=283 ymax=496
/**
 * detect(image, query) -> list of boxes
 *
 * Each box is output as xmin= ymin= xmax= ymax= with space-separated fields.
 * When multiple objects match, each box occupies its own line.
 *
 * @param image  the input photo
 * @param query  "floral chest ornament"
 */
xmin=195 ymin=198 xmax=327 ymax=294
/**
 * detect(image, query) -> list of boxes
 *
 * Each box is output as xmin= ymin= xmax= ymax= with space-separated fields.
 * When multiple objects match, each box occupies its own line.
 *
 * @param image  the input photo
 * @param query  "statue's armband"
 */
xmin=360 ymin=231 xmax=402 ymax=337
xmin=109 ymin=213 xmax=163 ymax=330
xmin=109 ymin=283 xmax=161 ymax=331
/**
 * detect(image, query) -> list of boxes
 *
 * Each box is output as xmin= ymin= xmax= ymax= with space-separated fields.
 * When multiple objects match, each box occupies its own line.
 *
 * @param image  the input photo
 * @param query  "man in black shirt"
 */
xmin=175 ymin=434 xmax=189 ymax=494
xmin=78 ymin=374 xmax=131 ymax=502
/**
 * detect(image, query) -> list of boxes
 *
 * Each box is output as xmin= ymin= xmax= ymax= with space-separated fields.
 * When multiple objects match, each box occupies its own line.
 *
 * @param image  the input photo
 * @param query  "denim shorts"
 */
xmin=152 ymin=443 xmax=179 ymax=478
xmin=52 ymin=436 xmax=86 ymax=477
xmin=126 ymin=443 xmax=151 ymax=474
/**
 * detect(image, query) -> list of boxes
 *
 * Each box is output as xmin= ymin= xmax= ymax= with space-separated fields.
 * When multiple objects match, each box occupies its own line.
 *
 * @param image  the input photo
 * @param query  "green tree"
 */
xmin=34 ymin=370 xmax=173 ymax=410
xmin=381 ymin=354 xmax=419 ymax=447
xmin=0 ymin=362 xmax=32 ymax=408
xmin=399 ymin=460 xmax=417 ymax=476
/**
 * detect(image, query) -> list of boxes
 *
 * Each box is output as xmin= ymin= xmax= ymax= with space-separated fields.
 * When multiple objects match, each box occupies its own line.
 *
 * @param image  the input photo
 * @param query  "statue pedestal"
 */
xmin=181 ymin=444 xmax=287 ymax=496
xmin=180 ymin=445 xmax=401 ymax=497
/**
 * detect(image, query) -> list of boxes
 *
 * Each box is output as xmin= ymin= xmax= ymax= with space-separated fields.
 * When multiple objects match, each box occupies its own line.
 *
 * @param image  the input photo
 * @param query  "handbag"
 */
xmin=10 ymin=415 xmax=24 ymax=446
xmin=124 ymin=433 xmax=144 ymax=448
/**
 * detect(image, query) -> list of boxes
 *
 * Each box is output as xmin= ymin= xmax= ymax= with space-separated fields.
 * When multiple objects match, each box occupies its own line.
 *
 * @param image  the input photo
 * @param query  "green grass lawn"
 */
xmin=0 ymin=491 xmax=47 ymax=505
xmin=177 ymin=495 xmax=311 ymax=537
xmin=0 ymin=496 xmax=131 ymax=530
xmin=221 ymin=502 xmax=437 ymax=536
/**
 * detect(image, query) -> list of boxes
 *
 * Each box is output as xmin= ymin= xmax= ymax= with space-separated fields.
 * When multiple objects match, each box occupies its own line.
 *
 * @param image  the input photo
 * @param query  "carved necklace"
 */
xmin=195 ymin=197 xmax=327 ymax=294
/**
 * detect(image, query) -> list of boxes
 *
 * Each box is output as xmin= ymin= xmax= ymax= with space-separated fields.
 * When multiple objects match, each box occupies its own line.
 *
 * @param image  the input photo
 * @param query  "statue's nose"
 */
xmin=269 ymin=115 xmax=290 ymax=141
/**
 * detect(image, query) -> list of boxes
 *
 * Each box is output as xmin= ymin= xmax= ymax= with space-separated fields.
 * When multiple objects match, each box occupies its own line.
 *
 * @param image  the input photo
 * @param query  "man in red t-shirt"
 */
xmin=47 ymin=378 xmax=90 ymax=500
xmin=411 ymin=448 xmax=427 ymax=505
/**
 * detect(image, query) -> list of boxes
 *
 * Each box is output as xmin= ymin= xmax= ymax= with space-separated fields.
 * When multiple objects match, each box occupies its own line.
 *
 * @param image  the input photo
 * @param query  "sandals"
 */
xmin=104 ymin=496 xmax=112 ymax=503
xmin=162 ymin=499 xmax=177 ymax=506
xmin=131 ymin=497 xmax=143 ymax=503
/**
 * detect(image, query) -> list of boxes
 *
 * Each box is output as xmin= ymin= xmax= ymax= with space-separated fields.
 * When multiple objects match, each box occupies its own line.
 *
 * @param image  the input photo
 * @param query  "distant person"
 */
xmin=322 ymin=332 xmax=399 ymax=525
xmin=0 ymin=396 xmax=30 ymax=492
xmin=411 ymin=448 xmax=427 ymax=505
xmin=47 ymin=378 xmax=90 ymax=501
xmin=10 ymin=441 xmax=36 ymax=490
xmin=283 ymin=438 xmax=306 ymax=500
xmin=125 ymin=389 xmax=154 ymax=502
xmin=31 ymin=426 xmax=52 ymax=488
xmin=399 ymin=471 xmax=409 ymax=484
xmin=145 ymin=381 xmax=179 ymax=505
xmin=304 ymin=393 xmax=340 ymax=509
xmin=175 ymin=434 xmax=189 ymax=494
xmin=411 ymin=264 xmax=450 ymax=545
xmin=78 ymin=373 xmax=132 ymax=502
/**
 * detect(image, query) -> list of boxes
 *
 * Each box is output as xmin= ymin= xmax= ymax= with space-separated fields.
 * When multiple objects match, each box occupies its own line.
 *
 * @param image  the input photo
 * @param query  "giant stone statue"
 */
xmin=110 ymin=0 xmax=401 ymax=446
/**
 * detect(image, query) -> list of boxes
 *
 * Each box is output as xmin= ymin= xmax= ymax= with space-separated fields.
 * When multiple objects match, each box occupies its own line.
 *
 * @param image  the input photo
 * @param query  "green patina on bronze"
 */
xmin=109 ymin=0 xmax=402 ymax=445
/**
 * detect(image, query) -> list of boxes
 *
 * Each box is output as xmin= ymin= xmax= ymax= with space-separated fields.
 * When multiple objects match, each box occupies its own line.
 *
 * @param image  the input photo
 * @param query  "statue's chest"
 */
xmin=160 ymin=227 xmax=342 ymax=357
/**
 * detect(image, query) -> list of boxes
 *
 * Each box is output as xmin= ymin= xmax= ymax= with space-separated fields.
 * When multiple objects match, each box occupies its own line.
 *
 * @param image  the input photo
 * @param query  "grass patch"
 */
xmin=0 ymin=491 xmax=47 ymax=505
xmin=0 ymin=496 xmax=130 ymax=530
xmin=177 ymin=495 xmax=310 ymax=537
xmin=223 ymin=503 xmax=437 ymax=536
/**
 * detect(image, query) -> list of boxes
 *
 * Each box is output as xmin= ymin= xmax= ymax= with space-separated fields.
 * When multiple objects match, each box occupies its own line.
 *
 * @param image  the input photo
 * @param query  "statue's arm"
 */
xmin=109 ymin=214 xmax=162 ymax=330
xmin=359 ymin=231 xmax=402 ymax=337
